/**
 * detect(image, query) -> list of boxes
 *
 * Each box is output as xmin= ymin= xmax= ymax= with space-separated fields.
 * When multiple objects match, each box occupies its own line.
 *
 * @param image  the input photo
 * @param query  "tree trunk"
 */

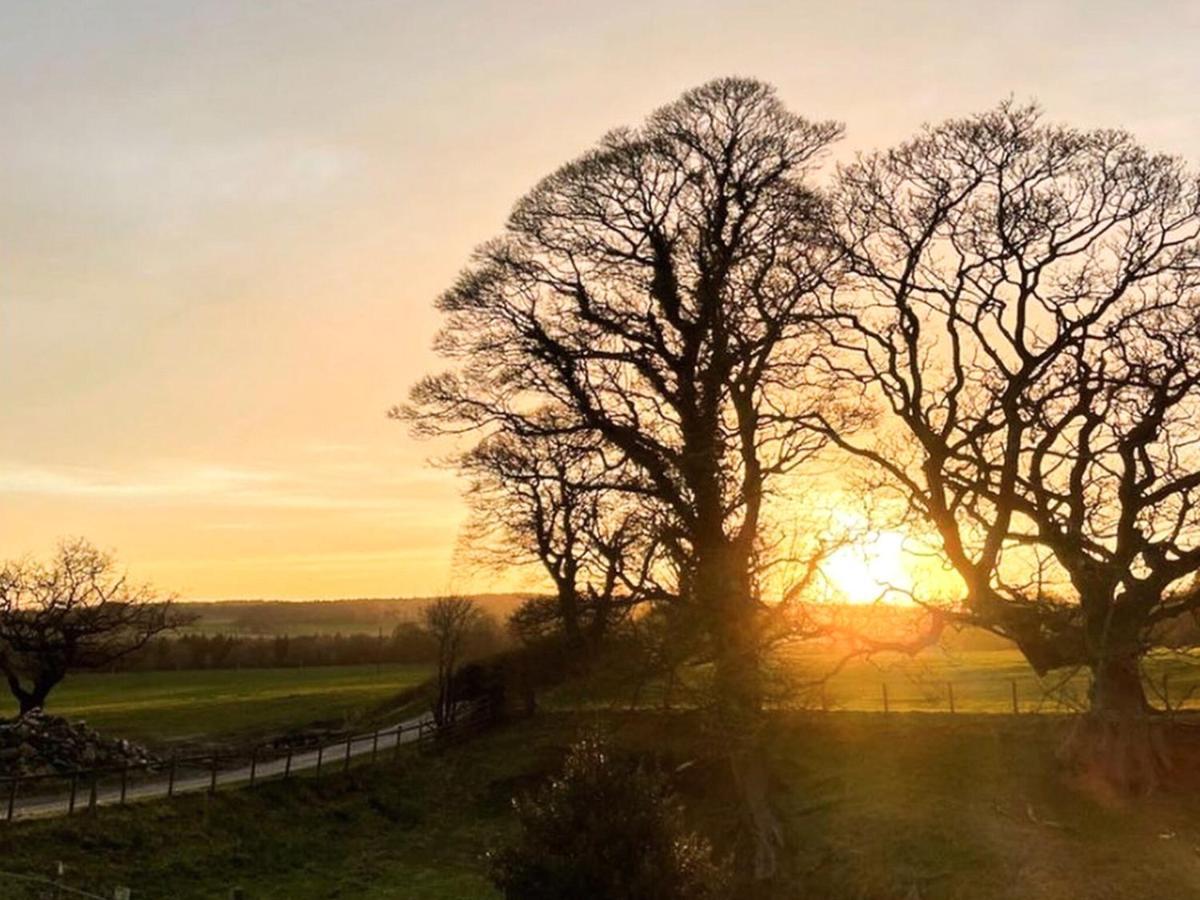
xmin=556 ymin=584 xmax=584 ymax=652
xmin=730 ymin=739 xmax=784 ymax=881
xmin=1059 ymin=653 xmax=1170 ymax=794
xmin=18 ymin=690 xmax=43 ymax=716
xmin=700 ymin=539 xmax=784 ymax=881
xmin=586 ymin=594 xmax=612 ymax=648
xmin=3 ymin=665 xmax=61 ymax=716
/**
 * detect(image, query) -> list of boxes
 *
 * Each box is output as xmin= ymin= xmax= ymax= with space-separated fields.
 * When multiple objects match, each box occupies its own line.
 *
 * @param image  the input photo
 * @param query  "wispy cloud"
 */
xmin=0 ymin=460 xmax=448 ymax=512
xmin=0 ymin=462 xmax=274 ymax=498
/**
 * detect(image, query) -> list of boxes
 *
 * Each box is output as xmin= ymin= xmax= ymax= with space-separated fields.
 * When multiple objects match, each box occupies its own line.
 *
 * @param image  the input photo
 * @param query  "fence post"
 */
xmin=284 ymin=747 xmax=293 ymax=780
xmin=947 ymin=682 xmax=956 ymax=714
xmin=316 ymin=744 xmax=324 ymax=777
xmin=6 ymin=775 xmax=18 ymax=822
xmin=343 ymin=736 xmax=352 ymax=774
xmin=249 ymin=746 xmax=258 ymax=786
xmin=394 ymin=725 xmax=404 ymax=762
xmin=371 ymin=729 xmax=379 ymax=764
xmin=68 ymin=772 xmax=79 ymax=814
xmin=120 ymin=764 xmax=129 ymax=806
xmin=882 ymin=682 xmax=889 ymax=714
xmin=167 ymin=753 xmax=177 ymax=798
xmin=1011 ymin=679 xmax=1019 ymax=715
xmin=88 ymin=770 xmax=99 ymax=812
xmin=210 ymin=753 xmax=219 ymax=794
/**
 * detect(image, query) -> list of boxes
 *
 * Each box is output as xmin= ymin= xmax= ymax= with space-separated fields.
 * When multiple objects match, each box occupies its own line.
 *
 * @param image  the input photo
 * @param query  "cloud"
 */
xmin=0 ymin=459 xmax=445 ymax=512
xmin=0 ymin=462 xmax=271 ymax=498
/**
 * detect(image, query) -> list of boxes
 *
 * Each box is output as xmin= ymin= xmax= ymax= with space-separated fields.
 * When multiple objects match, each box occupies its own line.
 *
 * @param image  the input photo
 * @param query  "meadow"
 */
xmin=0 ymin=664 xmax=432 ymax=746
xmin=6 ymin=645 xmax=1200 ymax=751
xmin=4 ymin=711 xmax=1200 ymax=900
xmin=545 ymin=645 xmax=1200 ymax=717
xmin=785 ymin=648 xmax=1200 ymax=714
xmin=4 ymin=645 xmax=1200 ymax=898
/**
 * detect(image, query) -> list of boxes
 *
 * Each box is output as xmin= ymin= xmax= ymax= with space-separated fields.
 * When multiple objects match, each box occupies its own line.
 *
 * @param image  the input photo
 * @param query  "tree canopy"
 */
xmin=0 ymin=539 xmax=187 ymax=714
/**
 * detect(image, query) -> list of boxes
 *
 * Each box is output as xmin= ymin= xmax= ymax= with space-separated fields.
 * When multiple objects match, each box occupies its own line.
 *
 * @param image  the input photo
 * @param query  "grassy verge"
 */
xmin=0 ymin=720 xmax=539 ymax=900
xmin=5 ymin=711 xmax=1200 ymax=898
xmin=0 ymin=664 xmax=432 ymax=746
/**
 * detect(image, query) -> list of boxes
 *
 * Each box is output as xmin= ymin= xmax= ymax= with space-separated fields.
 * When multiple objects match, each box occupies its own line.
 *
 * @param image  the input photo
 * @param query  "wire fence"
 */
xmin=788 ymin=669 xmax=1199 ymax=718
xmin=0 ymin=865 xmax=119 ymax=900
xmin=1 ymin=698 xmax=498 ymax=825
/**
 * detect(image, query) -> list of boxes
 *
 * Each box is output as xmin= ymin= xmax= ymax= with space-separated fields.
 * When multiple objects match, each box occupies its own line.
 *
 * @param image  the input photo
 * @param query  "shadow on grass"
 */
xmin=4 ymin=712 xmax=1200 ymax=899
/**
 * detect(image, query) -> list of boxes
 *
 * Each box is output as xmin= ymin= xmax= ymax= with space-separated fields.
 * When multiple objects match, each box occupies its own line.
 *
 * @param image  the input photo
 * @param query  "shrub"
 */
xmin=490 ymin=733 xmax=728 ymax=900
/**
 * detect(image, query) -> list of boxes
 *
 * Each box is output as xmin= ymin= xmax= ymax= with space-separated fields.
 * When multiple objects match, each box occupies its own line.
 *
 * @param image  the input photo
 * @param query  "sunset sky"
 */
xmin=3 ymin=0 xmax=1198 ymax=599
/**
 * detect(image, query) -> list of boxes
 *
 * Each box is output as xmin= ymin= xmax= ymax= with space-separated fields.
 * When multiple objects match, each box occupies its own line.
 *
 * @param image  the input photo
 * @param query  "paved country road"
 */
xmin=5 ymin=713 xmax=434 ymax=822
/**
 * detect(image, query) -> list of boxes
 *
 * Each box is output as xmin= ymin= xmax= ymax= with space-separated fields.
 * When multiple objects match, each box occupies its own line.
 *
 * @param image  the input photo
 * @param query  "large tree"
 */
xmin=0 ymin=539 xmax=186 ymax=714
xmin=400 ymin=77 xmax=845 ymax=874
xmin=816 ymin=102 xmax=1200 ymax=789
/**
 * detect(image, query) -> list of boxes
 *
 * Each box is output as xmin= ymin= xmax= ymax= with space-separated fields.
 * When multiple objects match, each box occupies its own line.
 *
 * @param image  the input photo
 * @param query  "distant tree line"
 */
xmin=175 ymin=594 xmax=526 ymax=636
xmin=109 ymin=615 xmax=507 ymax=672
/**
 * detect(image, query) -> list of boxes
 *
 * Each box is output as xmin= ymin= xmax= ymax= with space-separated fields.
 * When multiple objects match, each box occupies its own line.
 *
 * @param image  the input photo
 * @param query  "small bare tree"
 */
xmin=458 ymin=421 xmax=659 ymax=652
xmin=423 ymin=596 xmax=483 ymax=727
xmin=0 ymin=539 xmax=187 ymax=715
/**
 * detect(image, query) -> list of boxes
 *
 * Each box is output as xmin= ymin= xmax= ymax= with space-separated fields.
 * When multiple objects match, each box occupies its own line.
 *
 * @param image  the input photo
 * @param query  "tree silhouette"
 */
xmin=457 ymin=420 xmax=657 ymax=652
xmin=399 ymin=77 xmax=847 ymax=875
xmin=422 ymin=596 xmax=483 ymax=727
xmin=0 ymin=539 xmax=187 ymax=714
xmin=816 ymin=102 xmax=1200 ymax=790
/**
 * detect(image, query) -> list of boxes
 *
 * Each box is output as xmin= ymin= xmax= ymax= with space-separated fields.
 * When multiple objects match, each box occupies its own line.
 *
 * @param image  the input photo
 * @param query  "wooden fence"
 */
xmin=1 ymin=698 xmax=498 ymax=825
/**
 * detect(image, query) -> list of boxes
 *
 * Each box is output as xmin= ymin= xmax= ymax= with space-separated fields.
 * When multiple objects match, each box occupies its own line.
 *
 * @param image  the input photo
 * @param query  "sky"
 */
xmin=2 ymin=0 xmax=1198 ymax=599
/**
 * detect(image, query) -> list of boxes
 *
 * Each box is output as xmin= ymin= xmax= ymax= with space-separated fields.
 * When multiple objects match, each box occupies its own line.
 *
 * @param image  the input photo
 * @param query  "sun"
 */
xmin=820 ymin=530 xmax=913 ymax=604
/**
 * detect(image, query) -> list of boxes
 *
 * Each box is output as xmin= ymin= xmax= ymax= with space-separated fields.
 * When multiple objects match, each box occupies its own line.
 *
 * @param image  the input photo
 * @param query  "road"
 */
xmin=5 ymin=713 xmax=434 ymax=822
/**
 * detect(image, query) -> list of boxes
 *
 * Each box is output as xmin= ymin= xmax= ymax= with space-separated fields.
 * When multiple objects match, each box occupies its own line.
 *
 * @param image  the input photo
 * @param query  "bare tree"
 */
xmin=398 ymin=78 xmax=847 ymax=875
xmin=0 ymin=539 xmax=187 ymax=715
xmin=423 ymin=596 xmax=483 ymax=727
xmin=816 ymin=102 xmax=1200 ymax=789
xmin=458 ymin=422 xmax=655 ymax=652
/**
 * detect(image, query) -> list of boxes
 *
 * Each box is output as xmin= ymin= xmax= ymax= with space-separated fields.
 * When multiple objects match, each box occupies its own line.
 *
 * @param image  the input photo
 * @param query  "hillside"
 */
xmin=177 ymin=595 xmax=532 ymax=636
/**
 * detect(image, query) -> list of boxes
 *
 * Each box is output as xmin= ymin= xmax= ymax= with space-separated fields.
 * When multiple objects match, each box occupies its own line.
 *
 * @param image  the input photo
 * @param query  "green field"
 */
xmin=4 ymin=711 xmax=1199 ymax=899
xmin=8 ymin=645 xmax=1194 ymax=752
xmin=547 ymin=646 xmax=1200 ymax=715
xmin=785 ymin=648 xmax=1200 ymax=713
xmin=0 ymin=664 xmax=432 ymax=746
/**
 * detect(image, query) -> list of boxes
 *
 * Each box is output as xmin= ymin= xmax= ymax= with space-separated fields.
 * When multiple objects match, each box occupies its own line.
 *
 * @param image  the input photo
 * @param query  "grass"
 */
xmin=6 ymin=646 xmax=1200 ymax=897
xmin=785 ymin=647 xmax=1200 ymax=713
xmin=545 ymin=646 xmax=1200 ymax=715
xmin=5 ymin=711 xmax=1200 ymax=899
xmin=8 ymin=646 xmax=1197 ymax=750
xmin=0 ymin=721 xmax=530 ymax=899
xmin=758 ymin=713 xmax=1200 ymax=899
xmin=0 ymin=664 xmax=432 ymax=746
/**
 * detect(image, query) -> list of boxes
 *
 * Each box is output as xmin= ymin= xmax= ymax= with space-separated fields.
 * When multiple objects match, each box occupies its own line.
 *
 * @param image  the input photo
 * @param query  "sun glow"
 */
xmin=820 ymin=530 xmax=915 ymax=605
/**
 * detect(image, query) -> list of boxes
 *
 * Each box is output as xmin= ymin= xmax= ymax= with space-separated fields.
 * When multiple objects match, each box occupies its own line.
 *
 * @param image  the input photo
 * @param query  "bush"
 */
xmin=490 ymin=732 xmax=728 ymax=900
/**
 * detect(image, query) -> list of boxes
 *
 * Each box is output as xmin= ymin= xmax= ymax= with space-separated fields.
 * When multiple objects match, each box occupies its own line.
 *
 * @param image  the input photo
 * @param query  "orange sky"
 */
xmin=3 ymin=0 xmax=1198 ymax=599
